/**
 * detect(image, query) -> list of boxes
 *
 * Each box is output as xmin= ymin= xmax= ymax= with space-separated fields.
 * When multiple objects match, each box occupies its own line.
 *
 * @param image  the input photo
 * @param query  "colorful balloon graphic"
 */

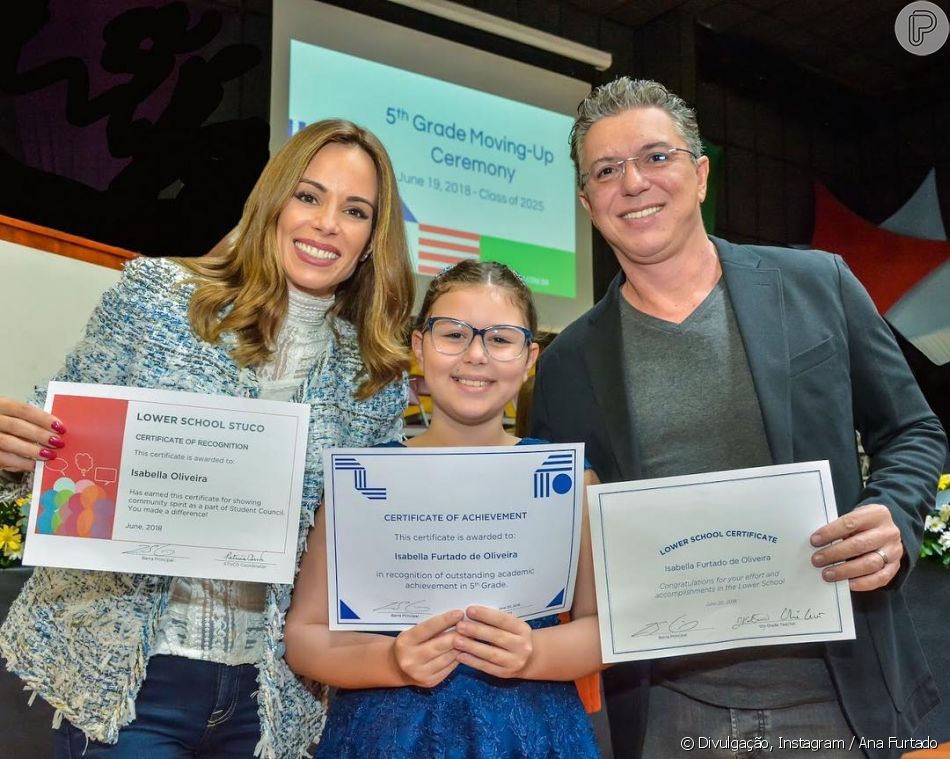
xmin=78 ymin=484 xmax=107 ymax=537
xmin=52 ymin=486 xmax=73 ymax=533
xmin=91 ymin=499 xmax=114 ymax=538
xmin=62 ymin=493 xmax=81 ymax=536
xmin=35 ymin=476 xmax=116 ymax=540
xmin=36 ymin=490 xmax=58 ymax=534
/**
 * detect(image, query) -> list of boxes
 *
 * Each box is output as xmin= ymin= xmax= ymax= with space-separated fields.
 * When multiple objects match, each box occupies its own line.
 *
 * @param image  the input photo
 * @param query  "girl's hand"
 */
xmin=392 ymin=609 xmax=464 ymax=688
xmin=453 ymin=605 xmax=534 ymax=679
xmin=0 ymin=397 xmax=66 ymax=472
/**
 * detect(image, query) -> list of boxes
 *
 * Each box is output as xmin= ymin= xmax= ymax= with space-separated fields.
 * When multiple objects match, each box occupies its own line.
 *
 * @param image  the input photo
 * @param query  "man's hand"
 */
xmin=810 ymin=504 xmax=903 ymax=591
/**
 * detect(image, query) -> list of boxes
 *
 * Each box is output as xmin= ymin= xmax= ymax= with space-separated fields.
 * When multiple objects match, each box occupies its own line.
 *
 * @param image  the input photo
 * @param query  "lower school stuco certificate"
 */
xmin=588 ymin=461 xmax=855 ymax=663
xmin=23 ymin=382 xmax=310 ymax=583
xmin=323 ymin=444 xmax=585 ymax=631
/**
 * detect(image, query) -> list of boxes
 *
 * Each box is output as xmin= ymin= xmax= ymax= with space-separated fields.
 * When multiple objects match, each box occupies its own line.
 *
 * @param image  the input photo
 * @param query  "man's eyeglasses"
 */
xmin=580 ymin=147 xmax=698 ymax=188
xmin=424 ymin=317 xmax=533 ymax=362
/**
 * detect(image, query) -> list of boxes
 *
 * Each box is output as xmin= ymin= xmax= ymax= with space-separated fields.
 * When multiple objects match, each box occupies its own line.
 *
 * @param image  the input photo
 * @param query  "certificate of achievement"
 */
xmin=324 ymin=443 xmax=585 ymax=631
xmin=587 ymin=461 xmax=855 ymax=663
xmin=23 ymin=382 xmax=310 ymax=583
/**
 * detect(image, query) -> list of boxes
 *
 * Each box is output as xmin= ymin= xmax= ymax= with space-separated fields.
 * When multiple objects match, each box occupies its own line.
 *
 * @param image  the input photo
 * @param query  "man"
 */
xmin=530 ymin=77 xmax=947 ymax=758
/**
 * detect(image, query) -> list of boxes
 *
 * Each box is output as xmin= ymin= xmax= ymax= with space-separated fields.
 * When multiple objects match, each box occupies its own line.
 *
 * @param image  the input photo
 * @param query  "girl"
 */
xmin=285 ymin=260 xmax=603 ymax=758
xmin=0 ymin=119 xmax=413 ymax=758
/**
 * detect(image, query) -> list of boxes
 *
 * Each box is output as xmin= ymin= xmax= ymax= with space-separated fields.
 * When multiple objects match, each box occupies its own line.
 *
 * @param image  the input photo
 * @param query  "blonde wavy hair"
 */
xmin=175 ymin=119 xmax=414 ymax=399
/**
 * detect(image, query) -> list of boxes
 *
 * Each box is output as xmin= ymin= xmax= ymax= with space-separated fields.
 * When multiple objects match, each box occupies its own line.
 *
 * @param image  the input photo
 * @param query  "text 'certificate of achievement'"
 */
xmin=324 ymin=443 xmax=585 ymax=631
xmin=588 ymin=461 xmax=855 ymax=663
xmin=23 ymin=382 xmax=310 ymax=583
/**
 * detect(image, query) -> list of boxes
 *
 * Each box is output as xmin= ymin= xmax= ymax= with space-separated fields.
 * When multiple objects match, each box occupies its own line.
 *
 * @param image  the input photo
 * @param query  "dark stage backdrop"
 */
xmin=0 ymin=0 xmax=271 ymax=257
xmin=1 ymin=0 xmax=947 ymax=433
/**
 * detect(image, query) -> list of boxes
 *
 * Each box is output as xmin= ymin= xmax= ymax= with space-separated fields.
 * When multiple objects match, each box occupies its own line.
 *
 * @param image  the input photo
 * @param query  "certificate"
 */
xmin=324 ymin=444 xmax=585 ymax=631
xmin=23 ymin=381 xmax=310 ymax=583
xmin=587 ymin=461 xmax=855 ymax=663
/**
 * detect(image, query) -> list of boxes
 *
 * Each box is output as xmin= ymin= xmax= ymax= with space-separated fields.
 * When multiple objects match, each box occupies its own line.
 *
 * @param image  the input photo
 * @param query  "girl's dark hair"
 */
xmin=414 ymin=260 xmax=538 ymax=333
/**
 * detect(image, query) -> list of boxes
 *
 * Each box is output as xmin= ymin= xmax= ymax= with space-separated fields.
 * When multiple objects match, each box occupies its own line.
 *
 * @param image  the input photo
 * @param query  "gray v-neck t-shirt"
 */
xmin=618 ymin=279 xmax=835 ymax=708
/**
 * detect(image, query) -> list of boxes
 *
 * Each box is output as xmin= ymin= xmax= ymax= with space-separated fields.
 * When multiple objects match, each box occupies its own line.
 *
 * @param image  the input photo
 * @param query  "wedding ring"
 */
xmin=874 ymin=548 xmax=889 ymax=568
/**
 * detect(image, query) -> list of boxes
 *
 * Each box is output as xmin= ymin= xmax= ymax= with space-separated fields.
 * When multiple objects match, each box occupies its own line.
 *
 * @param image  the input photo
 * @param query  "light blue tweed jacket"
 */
xmin=0 ymin=257 xmax=407 ymax=758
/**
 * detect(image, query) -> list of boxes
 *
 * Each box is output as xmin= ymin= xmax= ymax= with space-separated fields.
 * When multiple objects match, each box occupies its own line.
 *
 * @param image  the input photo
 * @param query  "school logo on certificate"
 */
xmin=533 ymin=451 xmax=575 ymax=499
xmin=333 ymin=456 xmax=387 ymax=501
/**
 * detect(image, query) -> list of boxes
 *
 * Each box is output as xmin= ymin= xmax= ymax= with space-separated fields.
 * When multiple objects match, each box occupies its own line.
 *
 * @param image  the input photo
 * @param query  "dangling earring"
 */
xmin=359 ymin=248 xmax=372 ymax=263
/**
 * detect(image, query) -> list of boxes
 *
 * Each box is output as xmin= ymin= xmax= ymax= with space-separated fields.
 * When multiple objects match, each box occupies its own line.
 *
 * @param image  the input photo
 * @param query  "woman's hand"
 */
xmin=453 ymin=605 xmax=534 ymax=679
xmin=0 ymin=397 xmax=66 ymax=472
xmin=392 ymin=609 xmax=464 ymax=688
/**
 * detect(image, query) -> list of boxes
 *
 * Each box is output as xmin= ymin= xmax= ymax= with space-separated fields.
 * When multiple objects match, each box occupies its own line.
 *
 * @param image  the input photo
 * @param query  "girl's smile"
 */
xmin=411 ymin=284 xmax=538 ymax=444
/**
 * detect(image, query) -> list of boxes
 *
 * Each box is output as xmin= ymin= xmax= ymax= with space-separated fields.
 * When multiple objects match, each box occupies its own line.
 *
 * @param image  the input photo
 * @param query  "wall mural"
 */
xmin=0 ymin=0 xmax=269 ymax=256
xmin=812 ymin=180 xmax=950 ymax=432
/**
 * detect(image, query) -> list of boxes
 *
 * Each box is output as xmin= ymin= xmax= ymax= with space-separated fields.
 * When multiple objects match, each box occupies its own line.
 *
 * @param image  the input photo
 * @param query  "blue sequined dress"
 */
xmin=313 ymin=439 xmax=599 ymax=759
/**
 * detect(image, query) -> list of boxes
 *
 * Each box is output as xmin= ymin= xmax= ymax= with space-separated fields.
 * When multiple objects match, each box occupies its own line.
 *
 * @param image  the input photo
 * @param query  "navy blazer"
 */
xmin=530 ymin=236 xmax=947 ymax=758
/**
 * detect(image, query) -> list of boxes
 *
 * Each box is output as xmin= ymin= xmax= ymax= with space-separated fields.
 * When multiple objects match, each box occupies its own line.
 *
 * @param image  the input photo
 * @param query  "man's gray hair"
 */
xmin=570 ymin=77 xmax=702 ymax=186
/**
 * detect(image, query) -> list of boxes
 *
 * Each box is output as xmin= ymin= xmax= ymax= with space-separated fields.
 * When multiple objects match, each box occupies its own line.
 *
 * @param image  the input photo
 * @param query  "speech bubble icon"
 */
xmin=44 ymin=458 xmax=68 ymax=474
xmin=94 ymin=467 xmax=118 ymax=486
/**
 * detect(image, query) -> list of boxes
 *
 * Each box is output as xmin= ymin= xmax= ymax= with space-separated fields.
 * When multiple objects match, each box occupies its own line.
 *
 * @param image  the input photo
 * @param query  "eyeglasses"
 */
xmin=424 ymin=317 xmax=533 ymax=362
xmin=580 ymin=147 xmax=698 ymax=188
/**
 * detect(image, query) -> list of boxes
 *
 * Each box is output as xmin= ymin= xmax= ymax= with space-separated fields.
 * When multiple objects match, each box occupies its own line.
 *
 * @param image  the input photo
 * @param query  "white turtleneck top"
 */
xmin=153 ymin=286 xmax=334 ymax=664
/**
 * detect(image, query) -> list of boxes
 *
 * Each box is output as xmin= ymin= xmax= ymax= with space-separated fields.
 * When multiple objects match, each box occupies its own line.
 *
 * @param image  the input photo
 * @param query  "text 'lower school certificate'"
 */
xmin=588 ymin=461 xmax=855 ymax=663
xmin=23 ymin=382 xmax=310 ymax=583
xmin=323 ymin=444 xmax=585 ymax=631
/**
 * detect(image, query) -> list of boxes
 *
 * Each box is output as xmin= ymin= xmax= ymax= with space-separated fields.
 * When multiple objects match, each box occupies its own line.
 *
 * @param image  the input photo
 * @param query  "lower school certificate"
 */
xmin=324 ymin=444 xmax=585 ymax=631
xmin=588 ymin=461 xmax=855 ymax=663
xmin=23 ymin=382 xmax=309 ymax=583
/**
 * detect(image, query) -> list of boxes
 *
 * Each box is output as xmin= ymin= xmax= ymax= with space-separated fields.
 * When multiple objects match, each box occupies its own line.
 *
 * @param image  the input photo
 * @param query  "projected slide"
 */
xmin=289 ymin=41 xmax=577 ymax=299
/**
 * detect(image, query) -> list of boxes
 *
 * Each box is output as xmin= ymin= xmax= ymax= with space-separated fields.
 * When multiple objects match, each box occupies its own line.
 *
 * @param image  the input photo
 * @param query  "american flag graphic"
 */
xmin=416 ymin=223 xmax=481 ymax=276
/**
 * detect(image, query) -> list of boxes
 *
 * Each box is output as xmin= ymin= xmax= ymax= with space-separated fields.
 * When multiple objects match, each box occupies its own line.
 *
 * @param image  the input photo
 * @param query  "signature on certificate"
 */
xmin=732 ymin=607 xmax=826 ymax=629
xmin=121 ymin=543 xmax=180 ymax=559
xmin=631 ymin=614 xmax=713 ymax=638
xmin=372 ymin=600 xmax=432 ymax=614
xmin=223 ymin=551 xmax=267 ymax=563
xmin=217 ymin=551 xmax=274 ymax=569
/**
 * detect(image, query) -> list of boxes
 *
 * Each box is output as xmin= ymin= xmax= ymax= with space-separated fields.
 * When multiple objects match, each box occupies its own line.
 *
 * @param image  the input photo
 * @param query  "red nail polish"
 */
xmin=39 ymin=449 xmax=57 ymax=460
xmin=51 ymin=421 xmax=67 ymax=434
xmin=48 ymin=435 xmax=66 ymax=449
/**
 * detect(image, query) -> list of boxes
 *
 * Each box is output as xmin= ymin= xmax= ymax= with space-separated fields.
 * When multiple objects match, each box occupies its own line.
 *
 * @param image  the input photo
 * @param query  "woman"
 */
xmin=0 ymin=119 xmax=414 ymax=758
